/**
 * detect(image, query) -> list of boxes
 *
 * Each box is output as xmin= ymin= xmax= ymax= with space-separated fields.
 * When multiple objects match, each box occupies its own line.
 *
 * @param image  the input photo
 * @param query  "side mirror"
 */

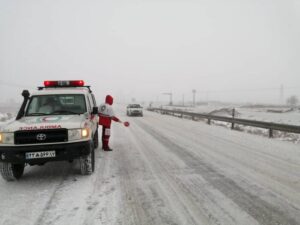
xmin=92 ymin=107 xmax=98 ymax=115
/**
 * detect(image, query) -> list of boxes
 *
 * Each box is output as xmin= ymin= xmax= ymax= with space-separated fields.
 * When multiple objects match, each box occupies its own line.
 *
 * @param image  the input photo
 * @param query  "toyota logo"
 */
xmin=36 ymin=133 xmax=47 ymax=141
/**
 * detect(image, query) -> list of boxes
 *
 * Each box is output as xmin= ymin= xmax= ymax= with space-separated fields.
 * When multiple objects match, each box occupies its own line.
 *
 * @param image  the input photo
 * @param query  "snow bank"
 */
xmin=0 ymin=112 xmax=15 ymax=129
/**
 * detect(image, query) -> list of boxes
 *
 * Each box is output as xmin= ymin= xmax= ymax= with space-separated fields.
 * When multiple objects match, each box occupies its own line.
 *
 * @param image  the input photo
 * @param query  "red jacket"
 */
xmin=98 ymin=95 xmax=119 ymax=127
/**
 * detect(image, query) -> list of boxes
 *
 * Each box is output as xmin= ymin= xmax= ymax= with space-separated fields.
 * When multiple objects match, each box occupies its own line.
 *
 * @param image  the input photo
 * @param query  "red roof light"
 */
xmin=44 ymin=81 xmax=58 ymax=87
xmin=70 ymin=80 xmax=84 ymax=86
xmin=44 ymin=80 xmax=85 ymax=87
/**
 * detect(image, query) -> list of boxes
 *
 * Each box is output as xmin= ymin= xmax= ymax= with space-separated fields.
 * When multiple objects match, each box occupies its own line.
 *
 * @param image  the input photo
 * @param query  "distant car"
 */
xmin=127 ymin=104 xmax=143 ymax=116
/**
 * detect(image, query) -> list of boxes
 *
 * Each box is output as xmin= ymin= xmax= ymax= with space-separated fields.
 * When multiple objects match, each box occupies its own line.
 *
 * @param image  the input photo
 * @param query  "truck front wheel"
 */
xmin=93 ymin=130 xmax=99 ymax=149
xmin=0 ymin=162 xmax=25 ymax=181
xmin=80 ymin=142 xmax=95 ymax=175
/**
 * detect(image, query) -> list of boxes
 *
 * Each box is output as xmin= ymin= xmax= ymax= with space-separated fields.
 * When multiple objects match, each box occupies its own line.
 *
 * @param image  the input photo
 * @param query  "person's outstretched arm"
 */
xmin=112 ymin=116 xmax=120 ymax=122
xmin=112 ymin=116 xmax=129 ymax=127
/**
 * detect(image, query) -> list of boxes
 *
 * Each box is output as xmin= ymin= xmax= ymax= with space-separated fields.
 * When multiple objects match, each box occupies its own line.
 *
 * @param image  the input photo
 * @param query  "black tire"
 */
xmin=92 ymin=145 xmax=95 ymax=172
xmin=94 ymin=129 xmax=99 ymax=149
xmin=0 ymin=162 xmax=25 ymax=181
xmin=80 ymin=142 xmax=95 ymax=175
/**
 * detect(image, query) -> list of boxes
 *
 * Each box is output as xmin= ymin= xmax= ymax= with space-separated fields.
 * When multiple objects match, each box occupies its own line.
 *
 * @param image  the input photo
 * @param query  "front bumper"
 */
xmin=129 ymin=111 xmax=143 ymax=116
xmin=0 ymin=141 xmax=92 ymax=164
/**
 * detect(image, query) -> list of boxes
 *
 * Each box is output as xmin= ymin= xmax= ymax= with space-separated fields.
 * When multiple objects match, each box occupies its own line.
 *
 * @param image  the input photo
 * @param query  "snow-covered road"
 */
xmin=0 ymin=109 xmax=300 ymax=225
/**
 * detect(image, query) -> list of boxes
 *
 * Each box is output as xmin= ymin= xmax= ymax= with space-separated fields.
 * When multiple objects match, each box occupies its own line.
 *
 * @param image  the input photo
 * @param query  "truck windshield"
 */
xmin=129 ymin=104 xmax=141 ymax=108
xmin=26 ymin=94 xmax=87 ymax=116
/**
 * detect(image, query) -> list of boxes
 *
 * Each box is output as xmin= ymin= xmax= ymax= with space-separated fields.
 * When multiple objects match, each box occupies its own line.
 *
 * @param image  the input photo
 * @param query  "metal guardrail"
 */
xmin=148 ymin=108 xmax=300 ymax=138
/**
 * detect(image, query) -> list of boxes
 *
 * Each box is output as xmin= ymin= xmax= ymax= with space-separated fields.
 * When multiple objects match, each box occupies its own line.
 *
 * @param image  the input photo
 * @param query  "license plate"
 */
xmin=25 ymin=151 xmax=56 ymax=159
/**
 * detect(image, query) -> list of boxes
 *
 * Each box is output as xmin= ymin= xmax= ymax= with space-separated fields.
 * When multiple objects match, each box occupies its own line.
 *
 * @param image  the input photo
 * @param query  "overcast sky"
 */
xmin=0 ymin=0 xmax=299 ymax=105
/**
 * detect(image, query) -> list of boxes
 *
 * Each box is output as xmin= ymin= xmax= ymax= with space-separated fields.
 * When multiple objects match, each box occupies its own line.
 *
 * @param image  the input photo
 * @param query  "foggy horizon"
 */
xmin=1 ymin=0 xmax=300 ymax=105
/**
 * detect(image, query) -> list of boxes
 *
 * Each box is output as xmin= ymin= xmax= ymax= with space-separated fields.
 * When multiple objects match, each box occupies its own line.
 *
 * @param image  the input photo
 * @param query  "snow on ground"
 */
xmin=0 ymin=112 xmax=13 ymax=122
xmin=162 ymin=103 xmax=300 ymax=125
xmin=0 ymin=103 xmax=18 ymax=128
xmin=237 ymin=107 xmax=300 ymax=125
xmin=0 ymin=112 xmax=15 ymax=130
xmin=0 ymin=108 xmax=300 ymax=225
xmin=160 ymin=103 xmax=300 ymax=143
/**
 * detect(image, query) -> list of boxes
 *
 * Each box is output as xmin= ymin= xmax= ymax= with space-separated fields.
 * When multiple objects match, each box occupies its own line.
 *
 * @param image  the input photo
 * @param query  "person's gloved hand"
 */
xmin=123 ymin=121 xmax=130 ymax=127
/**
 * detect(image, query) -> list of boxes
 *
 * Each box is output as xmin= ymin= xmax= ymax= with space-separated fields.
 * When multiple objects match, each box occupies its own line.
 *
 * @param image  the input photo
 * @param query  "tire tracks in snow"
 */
xmin=142 ymin=114 xmax=300 ymax=215
xmin=134 ymin=119 xmax=299 ymax=225
xmin=32 ymin=149 xmax=107 ymax=225
xmin=32 ymin=165 xmax=73 ymax=225
xmin=107 ymin=126 xmax=185 ymax=225
xmin=127 ymin=120 xmax=224 ymax=225
xmin=82 ymin=148 xmax=122 ymax=225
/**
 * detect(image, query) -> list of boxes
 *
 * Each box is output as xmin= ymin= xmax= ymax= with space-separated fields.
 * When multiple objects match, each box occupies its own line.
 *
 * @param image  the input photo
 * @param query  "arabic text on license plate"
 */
xmin=25 ymin=151 xmax=56 ymax=159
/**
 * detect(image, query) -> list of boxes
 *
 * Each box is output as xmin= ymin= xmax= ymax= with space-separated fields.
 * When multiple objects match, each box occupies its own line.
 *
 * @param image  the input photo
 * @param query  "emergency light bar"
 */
xmin=44 ymin=80 xmax=85 ymax=87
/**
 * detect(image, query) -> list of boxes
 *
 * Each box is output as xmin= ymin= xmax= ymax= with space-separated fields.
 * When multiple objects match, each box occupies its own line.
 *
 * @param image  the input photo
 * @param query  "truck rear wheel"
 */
xmin=80 ymin=142 xmax=95 ymax=175
xmin=94 ymin=130 xmax=99 ymax=149
xmin=0 ymin=162 xmax=25 ymax=181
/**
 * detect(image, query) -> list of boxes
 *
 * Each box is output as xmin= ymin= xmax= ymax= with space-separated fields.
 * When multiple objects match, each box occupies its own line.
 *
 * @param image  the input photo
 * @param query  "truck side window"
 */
xmin=86 ymin=95 xmax=92 ymax=112
xmin=91 ymin=94 xmax=97 ymax=107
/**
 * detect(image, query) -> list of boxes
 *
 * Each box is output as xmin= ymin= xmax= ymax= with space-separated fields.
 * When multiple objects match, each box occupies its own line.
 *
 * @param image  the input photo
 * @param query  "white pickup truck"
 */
xmin=0 ymin=80 xmax=99 ymax=181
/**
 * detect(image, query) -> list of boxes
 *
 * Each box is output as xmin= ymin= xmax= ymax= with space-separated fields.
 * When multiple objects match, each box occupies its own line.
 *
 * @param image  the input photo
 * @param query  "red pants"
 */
xmin=102 ymin=126 xmax=111 ymax=149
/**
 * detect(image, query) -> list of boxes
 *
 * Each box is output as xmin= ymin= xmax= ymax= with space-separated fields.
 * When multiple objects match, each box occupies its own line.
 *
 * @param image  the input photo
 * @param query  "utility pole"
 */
xmin=162 ymin=92 xmax=173 ymax=106
xmin=192 ymin=89 xmax=196 ymax=107
xmin=280 ymin=84 xmax=284 ymax=105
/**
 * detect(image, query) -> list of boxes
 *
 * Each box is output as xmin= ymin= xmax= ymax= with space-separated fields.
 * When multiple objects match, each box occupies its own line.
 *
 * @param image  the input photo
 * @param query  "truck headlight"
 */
xmin=68 ymin=128 xmax=90 ymax=141
xmin=0 ymin=132 xmax=14 ymax=144
xmin=81 ymin=128 xmax=89 ymax=138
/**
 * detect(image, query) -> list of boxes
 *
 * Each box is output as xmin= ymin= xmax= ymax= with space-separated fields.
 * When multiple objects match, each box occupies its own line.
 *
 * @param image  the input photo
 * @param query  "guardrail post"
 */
xmin=269 ymin=129 xmax=273 ymax=138
xmin=207 ymin=118 xmax=211 ymax=125
xmin=231 ymin=122 xmax=235 ymax=130
xmin=231 ymin=108 xmax=235 ymax=129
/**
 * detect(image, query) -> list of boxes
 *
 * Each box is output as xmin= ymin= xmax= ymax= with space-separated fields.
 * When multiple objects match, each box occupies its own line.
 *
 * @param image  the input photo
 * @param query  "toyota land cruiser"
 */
xmin=0 ymin=80 xmax=99 ymax=181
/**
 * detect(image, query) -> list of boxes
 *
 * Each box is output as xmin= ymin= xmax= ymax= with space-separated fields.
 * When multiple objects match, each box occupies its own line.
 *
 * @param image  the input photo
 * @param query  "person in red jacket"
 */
xmin=98 ymin=95 xmax=129 ymax=151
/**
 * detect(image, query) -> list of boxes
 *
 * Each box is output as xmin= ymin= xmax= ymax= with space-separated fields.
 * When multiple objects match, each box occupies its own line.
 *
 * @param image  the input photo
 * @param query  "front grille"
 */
xmin=15 ymin=129 xmax=68 ymax=145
